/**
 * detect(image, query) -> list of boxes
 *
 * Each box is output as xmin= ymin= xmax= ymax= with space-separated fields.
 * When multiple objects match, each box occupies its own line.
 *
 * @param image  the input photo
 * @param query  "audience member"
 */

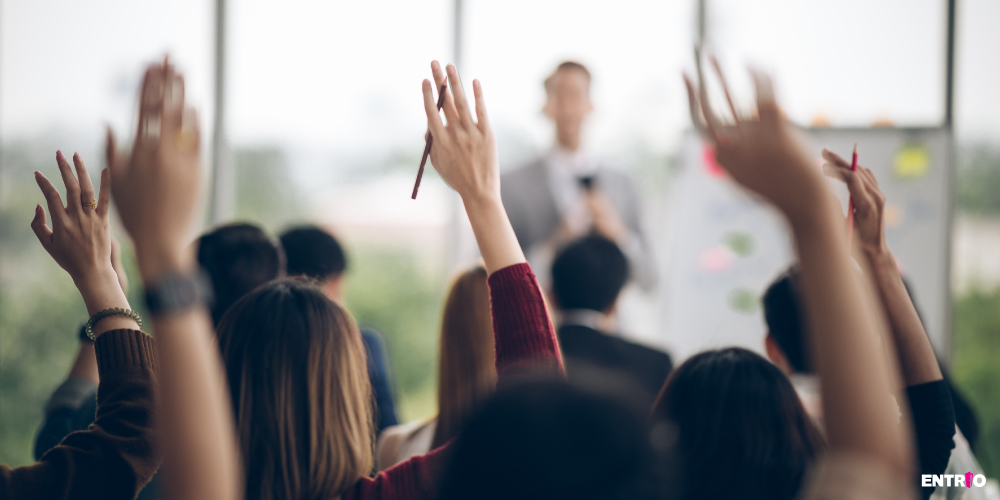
xmin=550 ymin=235 xmax=672 ymax=402
xmin=501 ymin=61 xmax=656 ymax=290
xmin=679 ymin=55 xmax=916 ymax=500
xmin=279 ymin=225 xmax=399 ymax=431
xmin=210 ymin=60 xmax=563 ymax=500
xmin=438 ymin=377 xmax=677 ymax=500
xmin=197 ymin=222 xmax=285 ymax=326
xmin=376 ymin=266 xmax=496 ymax=470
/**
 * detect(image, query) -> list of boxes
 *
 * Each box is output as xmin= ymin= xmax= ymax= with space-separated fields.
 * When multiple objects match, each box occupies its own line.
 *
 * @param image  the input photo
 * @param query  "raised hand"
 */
xmin=822 ymin=148 xmax=887 ymax=255
xmin=31 ymin=152 xmax=134 ymax=326
xmin=423 ymin=61 xmax=498 ymax=204
xmin=106 ymin=58 xmax=201 ymax=282
xmin=684 ymin=52 xmax=830 ymax=226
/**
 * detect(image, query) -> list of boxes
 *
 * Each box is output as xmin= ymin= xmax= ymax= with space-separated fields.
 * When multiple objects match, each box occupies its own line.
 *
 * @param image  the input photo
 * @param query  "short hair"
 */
xmin=544 ymin=61 xmax=592 ymax=91
xmin=551 ymin=235 xmax=629 ymax=312
xmin=762 ymin=268 xmax=811 ymax=374
xmin=279 ymin=225 xmax=347 ymax=282
xmin=652 ymin=348 xmax=824 ymax=500
xmin=196 ymin=223 xmax=284 ymax=326
xmin=438 ymin=378 xmax=673 ymax=500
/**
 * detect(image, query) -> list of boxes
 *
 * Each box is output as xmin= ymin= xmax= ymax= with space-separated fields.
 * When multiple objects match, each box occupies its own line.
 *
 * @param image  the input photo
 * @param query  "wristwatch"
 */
xmin=144 ymin=269 xmax=214 ymax=316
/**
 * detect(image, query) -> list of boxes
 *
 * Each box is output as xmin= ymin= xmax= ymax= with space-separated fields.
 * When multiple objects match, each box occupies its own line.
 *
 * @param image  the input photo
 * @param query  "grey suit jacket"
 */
xmin=500 ymin=157 xmax=658 ymax=290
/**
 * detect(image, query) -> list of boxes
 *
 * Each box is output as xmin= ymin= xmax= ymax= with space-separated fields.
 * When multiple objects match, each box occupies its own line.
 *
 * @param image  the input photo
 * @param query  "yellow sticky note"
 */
xmin=894 ymin=143 xmax=930 ymax=179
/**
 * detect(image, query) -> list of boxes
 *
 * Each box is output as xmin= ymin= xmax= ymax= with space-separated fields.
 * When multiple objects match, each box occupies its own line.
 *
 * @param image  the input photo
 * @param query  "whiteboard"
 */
xmin=661 ymin=128 xmax=953 ymax=363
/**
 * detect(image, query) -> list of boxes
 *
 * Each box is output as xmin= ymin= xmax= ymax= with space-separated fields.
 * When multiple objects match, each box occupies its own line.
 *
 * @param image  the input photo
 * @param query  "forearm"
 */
xmin=865 ymin=248 xmax=943 ymax=386
xmin=791 ymin=192 xmax=911 ymax=479
xmin=463 ymin=194 xmax=526 ymax=275
xmin=75 ymin=265 xmax=139 ymax=336
xmin=152 ymin=305 xmax=241 ymax=500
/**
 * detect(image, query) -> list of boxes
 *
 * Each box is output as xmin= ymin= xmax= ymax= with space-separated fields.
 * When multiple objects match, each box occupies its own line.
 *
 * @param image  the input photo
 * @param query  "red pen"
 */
xmin=846 ymin=143 xmax=858 ymax=247
xmin=412 ymin=84 xmax=448 ymax=200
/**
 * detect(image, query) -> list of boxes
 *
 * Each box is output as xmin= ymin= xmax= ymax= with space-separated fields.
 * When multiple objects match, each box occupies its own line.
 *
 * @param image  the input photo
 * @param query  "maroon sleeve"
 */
xmin=0 ymin=329 xmax=159 ymax=500
xmin=486 ymin=262 xmax=564 ymax=376
xmin=343 ymin=263 xmax=563 ymax=500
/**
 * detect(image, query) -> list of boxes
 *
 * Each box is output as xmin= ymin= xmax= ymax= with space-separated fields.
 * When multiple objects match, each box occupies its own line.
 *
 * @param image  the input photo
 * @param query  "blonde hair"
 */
xmin=217 ymin=277 xmax=374 ymax=500
xmin=433 ymin=266 xmax=497 ymax=448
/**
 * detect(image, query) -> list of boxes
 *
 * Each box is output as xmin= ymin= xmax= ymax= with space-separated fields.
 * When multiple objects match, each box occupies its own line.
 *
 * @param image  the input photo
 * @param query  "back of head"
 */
xmin=544 ymin=61 xmax=592 ymax=92
xmin=216 ymin=277 xmax=373 ymax=500
xmin=551 ymin=235 xmax=629 ymax=313
xmin=196 ymin=223 xmax=284 ymax=326
xmin=652 ymin=348 xmax=823 ymax=500
xmin=439 ymin=378 xmax=673 ymax=500
xmin=279 ymin=225 xmax=347 ymax=282
xmin=762 ymin=268 xmax=811 ymax=373
xmin=434 ymin=266 xmax=497 ymax=448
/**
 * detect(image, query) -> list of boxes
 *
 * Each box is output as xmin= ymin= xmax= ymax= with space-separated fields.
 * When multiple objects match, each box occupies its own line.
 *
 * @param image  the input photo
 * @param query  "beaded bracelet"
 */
xmin=85 ymin=307 xmax=143 ymax=341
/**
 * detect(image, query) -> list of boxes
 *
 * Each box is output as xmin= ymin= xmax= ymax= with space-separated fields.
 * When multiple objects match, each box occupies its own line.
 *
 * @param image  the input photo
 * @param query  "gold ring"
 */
xmin=84 ymin=200 xmax=97 ymax=209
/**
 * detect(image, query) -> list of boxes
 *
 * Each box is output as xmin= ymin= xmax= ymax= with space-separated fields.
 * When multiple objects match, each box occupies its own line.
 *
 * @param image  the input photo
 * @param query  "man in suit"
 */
xmin=501 ymin=61 xmax=656 ymax=290
xmin=551 ymin=235 xmax=673 ymax=403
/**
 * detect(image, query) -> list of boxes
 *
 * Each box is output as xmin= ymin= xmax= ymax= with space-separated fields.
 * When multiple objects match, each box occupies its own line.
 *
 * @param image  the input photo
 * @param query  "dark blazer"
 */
xmin=556 ymin=324 xmax=673 ymax=401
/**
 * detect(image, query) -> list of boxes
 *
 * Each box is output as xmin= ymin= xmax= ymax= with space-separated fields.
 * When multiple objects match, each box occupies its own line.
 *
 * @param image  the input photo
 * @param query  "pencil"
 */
xmin=846 ymin=143 xmax=858 ymax=247
xmin=412 ymin=84 xmax=448 ymax=199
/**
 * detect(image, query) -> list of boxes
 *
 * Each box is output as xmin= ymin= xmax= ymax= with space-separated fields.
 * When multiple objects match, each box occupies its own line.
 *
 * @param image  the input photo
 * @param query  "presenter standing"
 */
xmin=501 ymin=61 xmax=657 ymax=290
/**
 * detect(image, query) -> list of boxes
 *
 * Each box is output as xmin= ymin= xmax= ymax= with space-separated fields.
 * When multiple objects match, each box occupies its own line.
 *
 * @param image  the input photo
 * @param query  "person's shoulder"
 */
xmin=608 ymin=334 xmax=672 ymax=365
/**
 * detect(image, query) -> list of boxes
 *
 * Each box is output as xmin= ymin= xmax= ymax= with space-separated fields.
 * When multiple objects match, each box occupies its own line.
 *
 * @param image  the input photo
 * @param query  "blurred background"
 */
xmin=1 ymin=0 xmax=998 ymax=477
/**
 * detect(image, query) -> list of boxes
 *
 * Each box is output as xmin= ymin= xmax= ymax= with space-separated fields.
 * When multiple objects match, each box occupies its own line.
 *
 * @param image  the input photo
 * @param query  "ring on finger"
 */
xmin=83 ymin=200 xmax=97 ymax=209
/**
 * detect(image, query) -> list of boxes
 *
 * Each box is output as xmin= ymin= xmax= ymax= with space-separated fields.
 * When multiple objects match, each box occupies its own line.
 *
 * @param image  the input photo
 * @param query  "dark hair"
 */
xmin=197 ymin=223 xmax=284 ymax=326
xmin=217 ymin=277 xmax=373 ymax=500
xmin=551 ymin=235 xmax=628 ymax=312
xmin=439 ymin=377 xmax=673 ymax=500
xmin=544 ymin=61 xmax=592 ymax=90
xmin=279 ymin=225 xmax=347 ymax=281
xmin=762 ymin=268 xmax=811 ymax=373
xmin=652 ymin=348 xmax=824 ymax=500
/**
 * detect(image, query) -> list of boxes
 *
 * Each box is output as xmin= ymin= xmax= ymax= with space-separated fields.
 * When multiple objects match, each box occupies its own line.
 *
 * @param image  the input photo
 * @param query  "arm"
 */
xmin=685 ymin=57 xmax=912 ymax=481
xmin=822 ymin=151 xmax=955 ymax=497
xmin=3 ymin=150 xmax=155 ymax=500
xmin=106 ymin=60 xmax=240 ymax=500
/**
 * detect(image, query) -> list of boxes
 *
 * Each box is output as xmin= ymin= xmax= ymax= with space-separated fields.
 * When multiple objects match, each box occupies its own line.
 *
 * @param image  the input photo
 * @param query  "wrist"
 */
xmin=461 ymin=189 xmax=503 ymax=216
xmin=135 ymin=244 xmax=195 ymax=283
xmin=74 ymin=266 xmax=130 ymax=316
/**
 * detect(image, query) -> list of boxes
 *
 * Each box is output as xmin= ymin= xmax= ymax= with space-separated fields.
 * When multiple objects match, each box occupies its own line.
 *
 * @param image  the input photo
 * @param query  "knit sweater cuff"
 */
xmin=487 ymin=263 xmax=563 ymax=374
xmin=95 ymin=329 xmax=156 ymax=375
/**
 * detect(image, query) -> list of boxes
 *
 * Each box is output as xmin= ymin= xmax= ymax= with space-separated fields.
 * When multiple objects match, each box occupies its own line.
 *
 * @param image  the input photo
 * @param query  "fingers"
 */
xmin=710 ymin=54 xmax=739 ymax=123
xmin=694 ymin=47 xmax=723 ymax=139
xmin=176 ymin=107 xmax=202 ymax=157
xmin=73 ymin=153 xmax=96 ymax=210
xmin=162 ymin=70 xmax=186 ymax=141
xmin=96 ymin=167 xmax=112 ymax=218
xmin=821 ymin=148 xmax=852 ymax=170
xmin=822 ymin=163 xmax=849 ymax=182
xmin=750 ymin=69 xmax=779 ymax=123
xmin=34 ymin=171 xmax=66 ymax=226
xmin=683 ymin=74 xmax=710 ymax=138
xmin=432 ymin=61 xmax=460 ymax=126
xmin=472 ymin=79 xmax=490 ymax=131
xmin=447 ymin=64 xmax=474 ymax=127
xmin=55 ymin=151 xmax=81 ymax=213
xmin=30 ymin=204 xmax=54 ymax=252
xmin=136 ymin=63 xmax=165 ymax=150
xmin=422 ymin=79 xmax=445 ymax=137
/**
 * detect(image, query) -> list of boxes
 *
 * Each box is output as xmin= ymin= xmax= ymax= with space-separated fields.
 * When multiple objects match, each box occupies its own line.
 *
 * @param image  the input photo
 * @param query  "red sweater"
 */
xmin=0 ymin=329 xmax=159 ymax=500
xmin=343 ymin=262 xmax=564 ymax=500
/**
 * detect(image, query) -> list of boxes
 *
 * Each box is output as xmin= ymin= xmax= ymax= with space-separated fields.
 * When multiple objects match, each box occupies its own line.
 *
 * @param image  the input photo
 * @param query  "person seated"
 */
xmin=278 ymin=225 xmax=399 ymax=432
xmin=376 ymin=266 xmax=496 ymax=470
xmin=437 ymin=377 xmax=676 ymax=500
xmin=665 ymin=55 xmax=919 ymax=500
xmin=760 ymin=147 xmax=959 ymax=499
xmin=33 ymin=221 xmax=283 ymax=500
xmin=550 ymin=235 xmax=672 ymax=402
xmin=209 ymin=60 xmax=563 ymax=500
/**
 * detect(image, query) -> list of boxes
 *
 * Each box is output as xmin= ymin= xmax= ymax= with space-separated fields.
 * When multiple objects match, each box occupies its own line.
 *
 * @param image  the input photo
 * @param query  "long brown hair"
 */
xmin=217 ymin=277 xmax=374 ymax=500
xmin=432 ymin=266 xmax=497 ymax=448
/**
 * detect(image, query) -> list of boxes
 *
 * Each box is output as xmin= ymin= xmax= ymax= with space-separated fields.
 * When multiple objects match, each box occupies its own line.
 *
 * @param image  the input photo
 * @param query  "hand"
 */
xmin=110 ymin=237 xmax=130 ymax=294
xmin=822 ymin=148 xmax=888 ymax=256
xmin=684 ymin=52 xmax=830 ymax=226
xmin=586 ymin=189 xmax=629 ymax=244
xmin=31 ymin=151 xmax=132 ymax=321
xmin=107 ymin=58 xmax=202 ymax=282
xmin=423 ymin=61 xmax=498 ymax=205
